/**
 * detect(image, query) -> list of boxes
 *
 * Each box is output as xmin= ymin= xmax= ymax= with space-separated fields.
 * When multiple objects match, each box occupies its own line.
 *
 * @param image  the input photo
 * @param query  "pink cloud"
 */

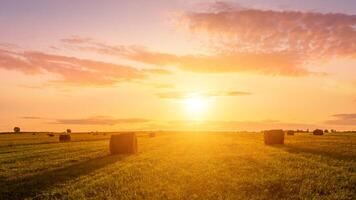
xmin=0 ymin=47 xmax=146 ymax=86
xmin=61 ymin=37 xmax=310 ymax=76
xmin=59 ymin=7 xmax=356 ymax=77
xmin=180 ymin=6 xmax=356 ymax=61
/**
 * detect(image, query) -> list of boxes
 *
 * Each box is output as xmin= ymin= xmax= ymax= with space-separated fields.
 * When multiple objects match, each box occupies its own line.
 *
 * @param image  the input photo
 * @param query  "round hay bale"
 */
xmin=149 ymin=132 xmax=156 ymax=137
xmin=286 ymin=130 xmax=295 ymax=136
xmin=47 ymin=133 xmax=55 ymax=137
xmin=264 ymin=129 xmax=284 ymax=145
xmin=59 ymin=134 xmax=71 ymax=142
xmin=313 ymin=129 xmax=324 ymax=135
xmin=110 ymin=133 xmax=137 ymax=154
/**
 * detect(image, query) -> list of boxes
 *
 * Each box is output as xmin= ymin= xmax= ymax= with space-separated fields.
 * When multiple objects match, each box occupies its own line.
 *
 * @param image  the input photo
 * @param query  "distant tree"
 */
xmin=313 ymin=129 xmax=324 ymax=135
xmin=324 ymin=129 xmax=329 ymax=133
xmin=13 ymin=127 xmax=20 ymax=133
xmin=66 ymin=129 xmax=72 ymax=134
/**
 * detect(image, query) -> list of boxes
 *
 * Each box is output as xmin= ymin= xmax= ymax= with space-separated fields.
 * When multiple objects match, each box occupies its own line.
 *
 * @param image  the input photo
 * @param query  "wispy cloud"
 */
xmin=0 ymin=47 xmax=148 ymax=86
xmin=127 ymin=50 xmax=309 ymax=76
xmin=60 ymin=5 xmax=356 ymax=77
xmin=156 ymin=90 xmax=251 ymax=99
xmin=325 ymin=113 xmax=356 ymax=125
xmin=21 ymin=116 xmax=43 ymax=120
xmin=51 ymin=116 xmax=150 ymax=125
xmin=60 ymin=36 xmax=93 ymax=44
xmin=60 ymin=36 xmax=310 ymax=76
xmin=142 ymin=68 xmax=173 ymax=75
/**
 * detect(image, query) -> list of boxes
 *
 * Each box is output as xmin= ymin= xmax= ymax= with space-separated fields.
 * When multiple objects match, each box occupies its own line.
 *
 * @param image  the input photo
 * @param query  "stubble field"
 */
xmin=0 ymin=132 xmax=355 ymax=200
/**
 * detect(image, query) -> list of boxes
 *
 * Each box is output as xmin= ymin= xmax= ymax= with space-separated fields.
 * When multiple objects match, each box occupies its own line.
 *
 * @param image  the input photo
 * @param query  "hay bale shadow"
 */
xmin=0 ymin=155 xmax=125 ymax=200
xmin=274 ymin=144 xmax=355 ymax=161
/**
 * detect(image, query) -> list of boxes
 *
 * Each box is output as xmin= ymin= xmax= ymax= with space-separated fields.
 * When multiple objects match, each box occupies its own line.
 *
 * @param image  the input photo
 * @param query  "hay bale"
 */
xmin=286 ymin=130 xmax=295 ymax=136
xmin=59 ymin=134 xmax=71 ymax=142
xmin=264 ymin=129 xmax=284 ymax=145
xmin=149 ymin=132 xmax=156 ymax=137
xmin=47 ymin=133 xmax=55 ymax=137
xmin=313 ymin=129 xmax=324 ymax=135
xmin=110 ymin=133 xmax=137 ymax=154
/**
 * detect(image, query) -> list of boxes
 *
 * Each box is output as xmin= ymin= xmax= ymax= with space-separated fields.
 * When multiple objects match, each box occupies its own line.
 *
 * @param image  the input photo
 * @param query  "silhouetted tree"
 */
xmin=313 ymin=129 xmax=324 ymax=135
xmin=66 ymin=129 xmax=71 ymax=134
xmin=13 ymin=127 xmax=20 ymax=133
xmin=324 ymin=129 xmax=329 ymax=133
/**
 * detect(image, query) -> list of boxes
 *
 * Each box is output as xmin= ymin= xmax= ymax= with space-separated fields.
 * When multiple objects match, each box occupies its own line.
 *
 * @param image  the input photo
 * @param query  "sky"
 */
xmin=0 ymin=0 xmax=355 ymax=132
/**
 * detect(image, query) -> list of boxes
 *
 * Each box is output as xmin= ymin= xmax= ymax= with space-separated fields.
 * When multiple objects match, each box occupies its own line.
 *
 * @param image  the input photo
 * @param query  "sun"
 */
xmin=183 ymin=96 xmax=209 ymax=115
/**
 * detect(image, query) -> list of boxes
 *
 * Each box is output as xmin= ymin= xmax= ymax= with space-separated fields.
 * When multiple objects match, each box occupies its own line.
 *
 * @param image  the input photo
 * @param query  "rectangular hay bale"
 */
xmin=59 ymin=134 xmax=71 ymax=142
xmin=110 ymin=133 xmax=137 ymax=154
xmin=286 ymin=130 xmax=295 ymax=135
xmin=264 ymin=129 xmax=284 ymax=145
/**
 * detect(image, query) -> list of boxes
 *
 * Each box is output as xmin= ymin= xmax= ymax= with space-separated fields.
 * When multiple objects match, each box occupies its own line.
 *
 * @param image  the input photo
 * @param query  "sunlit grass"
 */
xmin=0 ymin=132 xmax=355 ymax=199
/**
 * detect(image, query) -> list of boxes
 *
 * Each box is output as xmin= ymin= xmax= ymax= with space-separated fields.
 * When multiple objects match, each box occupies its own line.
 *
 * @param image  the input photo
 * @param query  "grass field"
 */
xmin=0 ymin=132 xmax=355 ymax=200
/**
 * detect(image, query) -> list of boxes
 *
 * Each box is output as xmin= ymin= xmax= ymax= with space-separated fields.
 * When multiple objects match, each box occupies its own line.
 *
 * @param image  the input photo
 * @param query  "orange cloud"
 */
xmin=141 ymin=68 xmax=173 ymax=75
xmin=0 ymin=47 xmax=146 ymax=86
xmin=325 ymin=114 xmax=356 ymax=126
xmin=59 ymin=6 xmax=356 ymax=77
xmin=21 ymin=116 xmax=43 ymax=120
xmin=156 ymin=90 xmax=250 ymax=99
xmin=131 ymin=51 xmax=307 ymax=76
xmin=51 ymin=116 xmax=150 ymax=125
xmin=61 ymin=37 xmax=309 ymax=76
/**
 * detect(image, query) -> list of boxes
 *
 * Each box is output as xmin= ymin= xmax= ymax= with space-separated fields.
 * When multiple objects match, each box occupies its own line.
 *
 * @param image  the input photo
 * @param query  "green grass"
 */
xmin=0 ymin=132 xmax=355 ymax=200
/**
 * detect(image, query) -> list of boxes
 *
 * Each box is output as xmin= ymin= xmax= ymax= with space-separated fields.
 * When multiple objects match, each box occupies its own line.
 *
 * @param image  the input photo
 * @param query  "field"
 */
xmin=0 ymin=132 xmax=355 ymax=200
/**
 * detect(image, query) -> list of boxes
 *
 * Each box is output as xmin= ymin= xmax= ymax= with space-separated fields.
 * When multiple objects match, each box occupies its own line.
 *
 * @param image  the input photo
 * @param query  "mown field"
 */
xmin=0 ymin=132 xmax=355 ymax=200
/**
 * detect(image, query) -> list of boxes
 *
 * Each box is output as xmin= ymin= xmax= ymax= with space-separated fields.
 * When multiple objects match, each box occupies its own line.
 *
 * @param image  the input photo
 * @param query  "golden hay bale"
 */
xmin=313 ymin=129 xmax=324 ymax=135
xmin=264 ymin=129 xmax=284 ymax=145
xmin=59 ymin=134 xmax=71 ymax=142
xmin=110 ymin=133 xmax=137 ymax=154
xmin=286 ymin=130 xmax=295 ymax=136
xmin=149 ymin=132 xmax=156 ymax=137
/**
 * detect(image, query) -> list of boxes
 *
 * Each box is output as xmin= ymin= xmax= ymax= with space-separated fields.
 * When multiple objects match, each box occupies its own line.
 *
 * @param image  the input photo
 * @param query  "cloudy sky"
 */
xmin=0 ymin=0 xmax=355 ymax=131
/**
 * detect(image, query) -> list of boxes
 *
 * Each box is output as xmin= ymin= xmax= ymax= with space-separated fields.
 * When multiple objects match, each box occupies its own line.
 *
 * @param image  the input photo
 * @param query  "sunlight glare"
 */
xmin=183 ymin=96 xmax=209 ymax=115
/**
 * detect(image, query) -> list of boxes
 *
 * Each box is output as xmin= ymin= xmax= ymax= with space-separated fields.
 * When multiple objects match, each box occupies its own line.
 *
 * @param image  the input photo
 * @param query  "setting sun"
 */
xmin=183 ymin=96 xmax=209 ymax=115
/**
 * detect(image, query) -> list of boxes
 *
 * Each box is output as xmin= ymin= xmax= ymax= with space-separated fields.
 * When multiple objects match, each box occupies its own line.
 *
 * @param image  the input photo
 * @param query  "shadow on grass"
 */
xmin=221 ymin=154 xmax=300 ymax=199
xmin=0 ymin=154 xmax=126 ymax=200
xmin=273 ymin=144 xmax=355 ymax=161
